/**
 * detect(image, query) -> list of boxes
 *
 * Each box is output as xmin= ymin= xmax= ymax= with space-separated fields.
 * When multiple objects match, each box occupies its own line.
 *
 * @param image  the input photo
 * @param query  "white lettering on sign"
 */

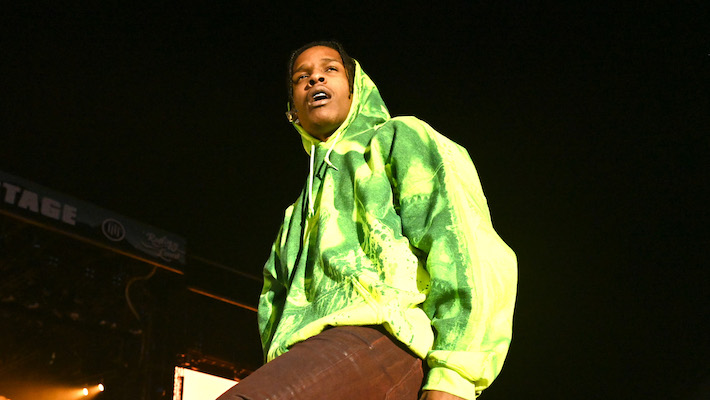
xmin=142 ymin=232 xmax=182 ymax=261
xmin=1 ymin=181 xmax=78 ymax=226
xmin=18 ymin=190 xmax=39 ymax=212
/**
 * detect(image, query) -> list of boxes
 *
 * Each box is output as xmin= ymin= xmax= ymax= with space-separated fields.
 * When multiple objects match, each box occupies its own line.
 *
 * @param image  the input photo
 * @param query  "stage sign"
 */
xmin=0 ymin=170 xmax=186 ymax=272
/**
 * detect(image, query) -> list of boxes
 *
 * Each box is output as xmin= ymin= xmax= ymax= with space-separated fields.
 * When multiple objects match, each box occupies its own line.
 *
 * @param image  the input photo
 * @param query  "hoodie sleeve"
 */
xmin=386 ymin=117 xmax=517 ymax=399
xmin=257 ymin=208 xmax=292 ymax=361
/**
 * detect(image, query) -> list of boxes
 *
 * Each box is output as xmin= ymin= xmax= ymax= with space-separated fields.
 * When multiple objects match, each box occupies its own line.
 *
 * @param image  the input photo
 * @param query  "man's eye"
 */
xmin=296 ymin=74 xmax=308 ymax=82
xmin=326 ymin=66 xmax=337 ymax=71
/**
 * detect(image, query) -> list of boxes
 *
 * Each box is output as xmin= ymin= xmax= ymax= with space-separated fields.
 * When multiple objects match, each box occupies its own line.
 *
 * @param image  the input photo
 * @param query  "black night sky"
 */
xmin=1 ymin=2 xmax=708 ymax=399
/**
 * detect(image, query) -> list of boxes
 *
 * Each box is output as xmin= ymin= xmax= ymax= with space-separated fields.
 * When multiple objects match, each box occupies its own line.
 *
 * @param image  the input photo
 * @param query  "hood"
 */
xmin=289 ymin=60 xmax=391 ymax=155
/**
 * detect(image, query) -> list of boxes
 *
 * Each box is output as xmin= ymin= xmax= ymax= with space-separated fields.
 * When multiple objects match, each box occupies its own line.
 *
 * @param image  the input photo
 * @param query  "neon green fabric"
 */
xmin=259 ymin=60 xmax=517 ymax=398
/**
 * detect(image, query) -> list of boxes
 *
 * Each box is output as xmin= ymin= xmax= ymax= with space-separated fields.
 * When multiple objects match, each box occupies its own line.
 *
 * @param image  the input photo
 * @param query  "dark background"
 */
xmin=1 ymin=2 xmax=708 ymax=399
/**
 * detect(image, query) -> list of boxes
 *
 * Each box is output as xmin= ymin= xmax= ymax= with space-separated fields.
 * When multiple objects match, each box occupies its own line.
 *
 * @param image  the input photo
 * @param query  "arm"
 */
xmin=388 ymin=118 xmax=517 ymax=399
xmin=257 ymin=220 xmax=289 ymax=361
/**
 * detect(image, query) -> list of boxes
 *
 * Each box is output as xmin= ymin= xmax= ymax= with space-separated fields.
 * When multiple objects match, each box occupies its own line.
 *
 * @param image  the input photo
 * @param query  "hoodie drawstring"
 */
xmin=306 ymin=131 xmax=343 ymax=217
xmin=307 ymin=143 xmax=316 ymax=216
xmin=323 ymin=130 xmax=342 ymax=171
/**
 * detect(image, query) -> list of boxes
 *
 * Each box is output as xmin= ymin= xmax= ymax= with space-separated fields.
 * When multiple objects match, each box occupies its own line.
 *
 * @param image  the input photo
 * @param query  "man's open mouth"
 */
xmin=308 ymin=86 xmax=332 ymax=106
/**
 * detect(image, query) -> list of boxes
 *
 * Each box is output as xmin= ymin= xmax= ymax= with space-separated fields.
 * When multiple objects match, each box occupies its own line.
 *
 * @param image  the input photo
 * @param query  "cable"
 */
xmin=124 ymin=266 xmax=157 ymax=322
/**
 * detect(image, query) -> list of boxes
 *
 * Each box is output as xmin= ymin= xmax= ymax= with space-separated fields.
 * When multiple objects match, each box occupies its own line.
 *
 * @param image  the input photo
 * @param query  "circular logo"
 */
xmin=102 ymin=218 xmax=126 ymax=242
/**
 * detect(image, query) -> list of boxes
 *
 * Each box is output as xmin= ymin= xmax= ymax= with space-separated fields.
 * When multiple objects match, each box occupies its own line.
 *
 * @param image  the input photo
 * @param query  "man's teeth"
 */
xmin=313 ymin=92 xmax=328 ymax=101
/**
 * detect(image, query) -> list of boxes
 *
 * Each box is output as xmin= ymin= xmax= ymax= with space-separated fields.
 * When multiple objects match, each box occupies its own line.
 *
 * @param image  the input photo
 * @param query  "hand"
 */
xmin=419 ymin=390 xmax=468 ymax=400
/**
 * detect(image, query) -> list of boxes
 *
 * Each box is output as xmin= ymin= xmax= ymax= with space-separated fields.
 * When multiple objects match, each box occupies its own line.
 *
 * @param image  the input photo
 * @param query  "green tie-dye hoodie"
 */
xmin=259 ymin=60 xmax=517 ymax=399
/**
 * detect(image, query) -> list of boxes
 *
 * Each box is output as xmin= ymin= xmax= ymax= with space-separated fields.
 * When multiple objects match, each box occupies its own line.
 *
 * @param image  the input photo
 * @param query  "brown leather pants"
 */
xmin=217 ymin=325 xmax=424 ymax=400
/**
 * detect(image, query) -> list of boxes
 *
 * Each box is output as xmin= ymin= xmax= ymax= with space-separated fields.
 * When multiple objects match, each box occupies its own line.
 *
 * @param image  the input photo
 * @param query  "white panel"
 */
xmin=174 ymin=366 xmax=238 ymax=400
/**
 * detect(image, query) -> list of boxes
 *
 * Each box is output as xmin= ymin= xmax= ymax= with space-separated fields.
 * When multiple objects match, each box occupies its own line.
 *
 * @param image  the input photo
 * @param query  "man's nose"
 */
xmin=308 ymin=74 xmax=326 ymax=86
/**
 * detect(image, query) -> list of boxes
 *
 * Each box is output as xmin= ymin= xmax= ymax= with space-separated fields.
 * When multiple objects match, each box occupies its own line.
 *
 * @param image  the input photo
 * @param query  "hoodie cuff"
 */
xmin=422 ymin=366 xmax=479 ymax=400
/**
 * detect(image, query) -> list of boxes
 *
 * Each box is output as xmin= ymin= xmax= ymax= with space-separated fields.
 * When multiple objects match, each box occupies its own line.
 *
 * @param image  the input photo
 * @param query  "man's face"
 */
xmin=291 ymin=46 xmax=352 ymax=140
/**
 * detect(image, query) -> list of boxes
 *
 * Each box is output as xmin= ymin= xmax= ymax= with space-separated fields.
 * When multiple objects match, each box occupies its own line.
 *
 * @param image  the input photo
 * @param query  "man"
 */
xmin=218 ymin=41 xmax=517 ymax=400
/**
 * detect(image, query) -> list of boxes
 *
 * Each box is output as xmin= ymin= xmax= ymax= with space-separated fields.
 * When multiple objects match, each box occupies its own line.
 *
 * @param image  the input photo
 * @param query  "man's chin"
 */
xmin=302 ymin=117 xmax=343 ymax=138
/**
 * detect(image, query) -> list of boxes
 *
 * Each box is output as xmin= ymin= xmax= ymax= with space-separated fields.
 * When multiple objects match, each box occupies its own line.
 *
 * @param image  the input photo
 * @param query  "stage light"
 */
xmin=82 ymin=387 xmax=89 ymax=396
xmin=98 ymin=383 xmax=105 ymax=392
